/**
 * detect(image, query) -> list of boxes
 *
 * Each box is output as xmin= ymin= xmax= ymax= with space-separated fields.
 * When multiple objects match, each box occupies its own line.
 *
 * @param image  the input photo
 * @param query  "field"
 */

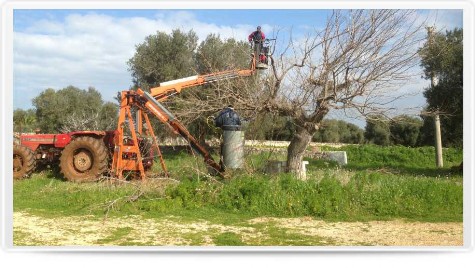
xmin=13 ymin=144 xmax=464 ymax=246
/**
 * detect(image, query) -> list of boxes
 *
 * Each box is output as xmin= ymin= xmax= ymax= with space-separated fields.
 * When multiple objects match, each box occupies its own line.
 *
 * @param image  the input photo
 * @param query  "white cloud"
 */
xmin=13 ymin=11 xmax=256 ymax=109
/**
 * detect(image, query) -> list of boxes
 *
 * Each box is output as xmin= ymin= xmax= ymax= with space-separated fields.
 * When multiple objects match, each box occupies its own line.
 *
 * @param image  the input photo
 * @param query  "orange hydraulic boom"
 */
xmin=112 ymin=53 xmax=261 ymax=180
xmin=149 ymin=63 xmax=256 ymax=102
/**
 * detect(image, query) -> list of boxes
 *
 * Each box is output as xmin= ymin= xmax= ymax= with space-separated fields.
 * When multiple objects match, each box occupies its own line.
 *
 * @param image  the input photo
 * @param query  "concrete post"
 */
xmin=434 ymin=114 xmax=443 ymax=168
xmin=300 ymin=161 xmax=309 ymax=180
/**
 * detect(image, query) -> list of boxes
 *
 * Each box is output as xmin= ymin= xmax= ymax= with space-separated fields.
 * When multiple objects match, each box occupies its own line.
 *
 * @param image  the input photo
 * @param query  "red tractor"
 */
xmin=14 ymin=131 xmax=112 ymax=181
xmin=13 ymin=131 xmax=153 ymax=182
xmin=13 ymin=131 xmax=154 ymax=182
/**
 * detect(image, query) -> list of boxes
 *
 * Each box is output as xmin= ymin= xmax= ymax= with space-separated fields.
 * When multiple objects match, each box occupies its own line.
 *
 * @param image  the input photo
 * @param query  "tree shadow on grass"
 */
xmin=343 ymin=164 xmax=463 ymax=178
xmin=159 ymin=145 xmax=219 ymax=159
xmin=304 ymin=158 xmax=462 ymax=178
xmin=36 ymin=163 xmax=65 ymax=181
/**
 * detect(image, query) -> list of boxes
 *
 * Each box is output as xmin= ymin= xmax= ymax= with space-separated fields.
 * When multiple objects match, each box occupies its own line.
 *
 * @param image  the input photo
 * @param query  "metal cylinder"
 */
xmin=222 ymin=130 xmax=245 ymax=169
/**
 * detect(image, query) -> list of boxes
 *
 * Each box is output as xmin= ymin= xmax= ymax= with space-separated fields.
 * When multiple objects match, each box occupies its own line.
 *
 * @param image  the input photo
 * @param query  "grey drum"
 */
xmin=222 ymin=130 xmax=245 ymax=169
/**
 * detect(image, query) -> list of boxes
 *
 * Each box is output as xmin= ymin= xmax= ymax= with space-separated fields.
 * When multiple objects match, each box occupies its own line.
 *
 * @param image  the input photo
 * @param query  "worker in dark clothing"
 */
xmin=214 ymin=105 xmax=241 ymax=131
xmin=248 ymin=26 xmax=266 ymax=63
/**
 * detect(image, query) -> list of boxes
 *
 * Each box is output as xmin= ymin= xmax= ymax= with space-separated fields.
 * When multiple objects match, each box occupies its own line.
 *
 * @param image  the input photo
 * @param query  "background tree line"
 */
xmin=14 ymin=86 xmax=118 ymax=133
xmin=14 ymin=25 xmax=462 ymax=153
xmin=12 ymin=90 xmax=446 ymax=148
xmin=246 ymin=114 xmax=426 ymax=147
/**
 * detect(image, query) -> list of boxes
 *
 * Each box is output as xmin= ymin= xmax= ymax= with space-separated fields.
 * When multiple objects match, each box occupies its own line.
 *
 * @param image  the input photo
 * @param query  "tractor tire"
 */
xmin=60 ymin=136 xmax=108 ymax=183
xmin=13 ymin=145 xmax=36 ymax=179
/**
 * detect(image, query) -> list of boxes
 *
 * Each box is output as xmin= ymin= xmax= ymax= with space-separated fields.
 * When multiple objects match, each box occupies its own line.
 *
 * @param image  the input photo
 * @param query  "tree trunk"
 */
xmin=286 ymin=125 xmax=314 ymax=178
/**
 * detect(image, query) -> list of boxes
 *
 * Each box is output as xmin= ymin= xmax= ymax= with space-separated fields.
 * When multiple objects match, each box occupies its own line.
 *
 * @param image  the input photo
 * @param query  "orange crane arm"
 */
xmin=149 ymin=63 xmax=256 ymax=101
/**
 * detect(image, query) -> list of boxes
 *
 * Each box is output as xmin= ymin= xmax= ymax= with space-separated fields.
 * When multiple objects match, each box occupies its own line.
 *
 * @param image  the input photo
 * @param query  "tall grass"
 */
xmin=152 ymin=172 xmax=462 ymax=221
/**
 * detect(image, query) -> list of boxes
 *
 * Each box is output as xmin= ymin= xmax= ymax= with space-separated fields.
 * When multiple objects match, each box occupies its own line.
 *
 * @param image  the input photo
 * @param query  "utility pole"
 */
xmin=434 ymin=114 xmax=443 ymax=167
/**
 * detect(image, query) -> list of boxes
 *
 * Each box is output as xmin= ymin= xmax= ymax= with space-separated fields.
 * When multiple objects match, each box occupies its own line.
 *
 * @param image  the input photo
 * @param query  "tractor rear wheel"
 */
xmin=13 ymin=145 xmax=36 ymax=179
xmin=60 ymin=136 xmax=108 ymax=182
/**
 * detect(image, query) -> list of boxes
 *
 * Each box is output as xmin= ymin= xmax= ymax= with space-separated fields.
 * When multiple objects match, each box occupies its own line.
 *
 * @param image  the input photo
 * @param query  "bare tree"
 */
xmin=60 ymin=111 xmax=101 ymax=133
xmin=60 ymin=110 xmax=117 ymax=133
xmin=163 ymin=10 xmax=426 ymax=176
xmin=256 ymin=10 xmax=425 ymax=175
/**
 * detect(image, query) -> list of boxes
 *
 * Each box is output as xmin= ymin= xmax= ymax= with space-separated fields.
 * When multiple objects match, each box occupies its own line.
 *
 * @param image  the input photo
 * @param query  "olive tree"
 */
xmin=389 ymin=115 xmax=423 ymax=147
xmin=128 ymin=29 xmax=198 ymax=90
xmin=32 ymin=86 xmax=118 ymax=133
xmin=13 ymin=108 xmax=37 ymax=133
xmin=364 ymin=115 xmax=391 ymax=146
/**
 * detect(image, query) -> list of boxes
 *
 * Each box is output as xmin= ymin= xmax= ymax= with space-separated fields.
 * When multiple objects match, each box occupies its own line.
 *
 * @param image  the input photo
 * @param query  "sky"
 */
xmin=10 ymin=8 xmax=463 ymax=127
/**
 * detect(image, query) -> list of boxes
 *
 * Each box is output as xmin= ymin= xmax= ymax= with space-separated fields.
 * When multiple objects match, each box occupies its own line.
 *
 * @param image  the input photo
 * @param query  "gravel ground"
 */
xmin=13 ymin=211 xmax=463 ymax=247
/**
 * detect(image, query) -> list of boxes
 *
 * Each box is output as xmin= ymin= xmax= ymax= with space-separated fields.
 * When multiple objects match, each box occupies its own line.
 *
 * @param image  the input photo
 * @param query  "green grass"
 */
xmin=14 ymin=174 xmax=139 ymax=217
xmin=95 ymin=227 xmax=134 ymax=244
xmin=14 ymin=145 xmax=463 ymax=223
xmin=322 ymin=144 xmax=463 ymax=177
xmin=213 ymin=232 xmax=246 ymax=246
xmin=13 ymin=230 xmax=40 ymax=245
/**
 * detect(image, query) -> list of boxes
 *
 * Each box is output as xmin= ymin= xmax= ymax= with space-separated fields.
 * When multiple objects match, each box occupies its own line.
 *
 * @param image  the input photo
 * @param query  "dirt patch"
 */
xmin=13 ymin=212 xmax=463 ymax=247
xmin=248 ymin=217 xmax=463 ymax=246
xmin=13 ymin=212 xmax=262 ymax=246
